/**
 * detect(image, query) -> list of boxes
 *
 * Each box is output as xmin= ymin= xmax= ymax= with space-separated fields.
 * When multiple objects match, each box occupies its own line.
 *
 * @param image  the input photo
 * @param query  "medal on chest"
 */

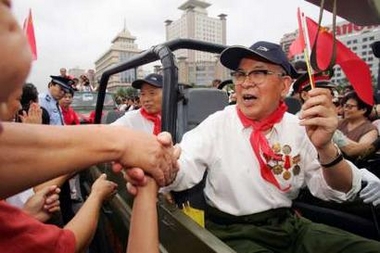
xmin=266 ymin=142 xmax=301 ymax=180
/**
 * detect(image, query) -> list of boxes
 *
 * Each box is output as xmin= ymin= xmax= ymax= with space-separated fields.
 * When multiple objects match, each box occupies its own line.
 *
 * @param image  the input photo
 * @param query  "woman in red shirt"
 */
xmin=60 ymin=89 xmax=80 ymax=125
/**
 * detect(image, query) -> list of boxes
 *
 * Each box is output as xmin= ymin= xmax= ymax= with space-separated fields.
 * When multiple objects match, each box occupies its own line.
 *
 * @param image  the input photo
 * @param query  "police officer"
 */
xmin=39 ymin=75 xmax=73 ymax=126
xmin=39 ymin=76 xmax=75 ymax=224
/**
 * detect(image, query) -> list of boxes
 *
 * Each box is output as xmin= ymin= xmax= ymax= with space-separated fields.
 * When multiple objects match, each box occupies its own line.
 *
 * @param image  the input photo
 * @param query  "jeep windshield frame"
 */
xmin=94 ymin=38 xmax=227 ymax=143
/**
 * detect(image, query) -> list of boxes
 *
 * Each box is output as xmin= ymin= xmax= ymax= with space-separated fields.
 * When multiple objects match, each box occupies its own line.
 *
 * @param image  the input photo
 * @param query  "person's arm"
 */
xmin=0 ymin=123 xmax=179 ymax=199
xmin=33 ymin=174 xmax=73 ymax=192
xmin=64 ymin=174 xmax=117 ymax=253
xmin=333 ymin=129 xmax=380 ymax=160
xmin=339 ymin=130 xmax=378 ymax=157
xmin=316 ymin=142 xmax=354 ymax=192
xmin=299 ymin=88 xmax=358 ymax=193
xmin=72 ymin=108 xmax=80 ymax=125
xmin=127 ymin=177 xmax=159 ymax=253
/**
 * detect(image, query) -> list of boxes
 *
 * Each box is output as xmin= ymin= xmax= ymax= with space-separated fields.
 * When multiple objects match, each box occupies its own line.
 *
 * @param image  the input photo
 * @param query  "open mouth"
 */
xmin=242 ymin=94 xmax=257 ymax=101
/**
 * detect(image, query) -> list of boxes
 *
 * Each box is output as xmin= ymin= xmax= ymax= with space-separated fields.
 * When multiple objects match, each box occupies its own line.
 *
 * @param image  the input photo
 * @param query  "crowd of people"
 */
xmin=0 ymin=2 xmax=179 ymax=253
xmin=2 ymin=1 xmax=380 ymax=253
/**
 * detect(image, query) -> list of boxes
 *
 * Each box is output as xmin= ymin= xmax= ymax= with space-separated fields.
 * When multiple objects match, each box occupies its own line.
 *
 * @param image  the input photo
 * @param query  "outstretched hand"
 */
xmin=91 ymin=174 xmax=118 ymax=202
xmin=19 ymin=103 xmax=42 ymax=124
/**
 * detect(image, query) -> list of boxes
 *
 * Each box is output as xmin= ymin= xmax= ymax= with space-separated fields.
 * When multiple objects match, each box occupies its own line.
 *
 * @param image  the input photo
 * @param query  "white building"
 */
xmin=165 ymin=0 xmax=228 ymax=86
xmin=94 ymin=27 xmax=143 ymax=92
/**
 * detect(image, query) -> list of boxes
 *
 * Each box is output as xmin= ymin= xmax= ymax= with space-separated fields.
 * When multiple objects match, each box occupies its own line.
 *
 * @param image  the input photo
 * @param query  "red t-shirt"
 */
xmin=0 ymin=201 xmax=76 ymax=253
xmin=61 ymin=106 xmax=80 ymax=125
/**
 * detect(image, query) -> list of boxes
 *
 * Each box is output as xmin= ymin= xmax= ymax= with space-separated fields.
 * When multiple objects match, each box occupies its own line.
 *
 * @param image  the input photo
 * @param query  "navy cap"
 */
xmin=50 ymin=75 xmax=73 ymax=92
xmin=132 ymin=73 xmax=163 ymax=89
xmin=220 ymin=41 xmax=300 ymax=79
xmin=292 ymin=69 xmax=335 ymax=93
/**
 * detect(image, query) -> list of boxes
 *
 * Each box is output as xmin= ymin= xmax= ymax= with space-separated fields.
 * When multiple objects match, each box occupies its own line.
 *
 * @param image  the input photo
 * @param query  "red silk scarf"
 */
xmin=236 ymin=102 xmax=289 ymax=191
xmin=140 ymin=108 xmax=161 ymax=135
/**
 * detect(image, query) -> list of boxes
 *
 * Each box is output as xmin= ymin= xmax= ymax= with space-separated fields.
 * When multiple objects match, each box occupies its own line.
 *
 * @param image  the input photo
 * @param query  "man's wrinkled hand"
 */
xmin=299 ymin=88 xmax=338 ymax=149
xmin=113 ymin=131 xmax=181 ymax=187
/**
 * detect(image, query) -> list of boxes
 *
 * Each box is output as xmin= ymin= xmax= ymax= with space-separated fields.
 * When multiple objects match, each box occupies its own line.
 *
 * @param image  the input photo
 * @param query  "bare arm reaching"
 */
xmin=64 ymin=174 xmax=117 ymax=253
xmin=0 ymin=123 xmax=178 ymax=199
xmin=127 ymin=177 xmax=159 ymax=253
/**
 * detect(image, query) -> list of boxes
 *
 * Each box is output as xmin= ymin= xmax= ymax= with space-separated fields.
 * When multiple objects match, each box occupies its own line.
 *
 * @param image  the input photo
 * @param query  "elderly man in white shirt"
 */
xmin=127 ymin=41 xmax=380 ymax=253
xmin=112 ymin=73 xmax=163 ymax=135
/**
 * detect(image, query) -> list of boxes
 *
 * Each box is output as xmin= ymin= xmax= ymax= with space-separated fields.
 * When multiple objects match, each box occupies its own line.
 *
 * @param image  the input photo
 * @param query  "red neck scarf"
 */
xmin=140 ymin=108 xmax=161 ymax=135
xmin=236 ymin=102 xmax=289 ymax=191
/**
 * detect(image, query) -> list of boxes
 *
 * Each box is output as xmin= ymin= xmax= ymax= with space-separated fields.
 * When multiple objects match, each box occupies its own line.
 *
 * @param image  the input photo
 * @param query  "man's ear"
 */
xmin=281 ymin=76 xmax=293 ymax=99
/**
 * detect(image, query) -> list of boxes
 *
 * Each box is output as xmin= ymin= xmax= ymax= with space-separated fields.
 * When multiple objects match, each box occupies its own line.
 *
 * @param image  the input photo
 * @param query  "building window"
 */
xmin=363 ymin=38 xmax=368 ymax=42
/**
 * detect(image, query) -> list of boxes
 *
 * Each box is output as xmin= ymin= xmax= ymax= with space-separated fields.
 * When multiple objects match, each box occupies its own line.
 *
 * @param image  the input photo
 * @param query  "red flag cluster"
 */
xmin=23 ymin=9 xmax=37 ymax=61
xmin=289 ymin=8 xmax=374 ymax=106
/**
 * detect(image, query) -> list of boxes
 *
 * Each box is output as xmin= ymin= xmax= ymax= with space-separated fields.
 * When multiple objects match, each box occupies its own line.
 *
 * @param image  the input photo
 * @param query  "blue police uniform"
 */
xmin=39 ymin=91 xmax=64 ymax=126
xmin=39 ymin=75 xmax=73 ymax=126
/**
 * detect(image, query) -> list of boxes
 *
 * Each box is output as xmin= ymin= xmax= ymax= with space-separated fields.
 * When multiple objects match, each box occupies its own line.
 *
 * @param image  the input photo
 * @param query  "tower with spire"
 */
xmin=94 ymin=25 xmax=143 ymax=91
xmin=165 ymin=0 xmax=228 ymax=86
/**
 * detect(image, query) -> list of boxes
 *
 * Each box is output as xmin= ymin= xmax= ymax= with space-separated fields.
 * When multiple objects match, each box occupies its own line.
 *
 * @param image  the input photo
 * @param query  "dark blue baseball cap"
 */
xmin=50 ymin=75 xmax=73 ymax=92
xmin=132 ymin=73 xmax=163 ymax=89
xmin=220 ymin=41 xmax=300 ymax=79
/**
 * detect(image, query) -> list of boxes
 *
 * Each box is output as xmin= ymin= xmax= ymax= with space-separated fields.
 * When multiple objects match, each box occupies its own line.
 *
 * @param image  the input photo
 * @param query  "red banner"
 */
xmin=23 ymin=9 xmax=37 ymax=61
xmin=288 ymin=8 xmax=305 ymax=58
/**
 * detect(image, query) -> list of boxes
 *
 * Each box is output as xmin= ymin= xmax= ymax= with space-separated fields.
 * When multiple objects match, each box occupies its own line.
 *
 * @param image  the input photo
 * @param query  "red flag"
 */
xmin=305 ymin=17 xmax=373 ymax=105
xmin=23 ymin=9 xmax=37 ymax=60
xmin=289 ymin=11 xmax=373 ymax=105
xmin=288 ymin=8 xmax=305 ymax=58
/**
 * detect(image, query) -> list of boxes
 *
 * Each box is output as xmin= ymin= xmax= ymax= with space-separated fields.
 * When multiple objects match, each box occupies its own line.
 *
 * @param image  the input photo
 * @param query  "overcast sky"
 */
xmin=12 ymin=0 xmax=340 ymax=92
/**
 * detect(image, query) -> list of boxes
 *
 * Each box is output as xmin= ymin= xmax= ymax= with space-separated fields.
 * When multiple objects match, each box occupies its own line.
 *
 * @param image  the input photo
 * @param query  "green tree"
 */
xmin=114 ymin=87 xmax=138 ymax=101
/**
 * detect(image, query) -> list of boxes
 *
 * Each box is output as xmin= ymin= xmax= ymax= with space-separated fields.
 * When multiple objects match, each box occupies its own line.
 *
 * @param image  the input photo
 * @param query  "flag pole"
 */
xmin=300 ymin=10 xmax=315 ymax=89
